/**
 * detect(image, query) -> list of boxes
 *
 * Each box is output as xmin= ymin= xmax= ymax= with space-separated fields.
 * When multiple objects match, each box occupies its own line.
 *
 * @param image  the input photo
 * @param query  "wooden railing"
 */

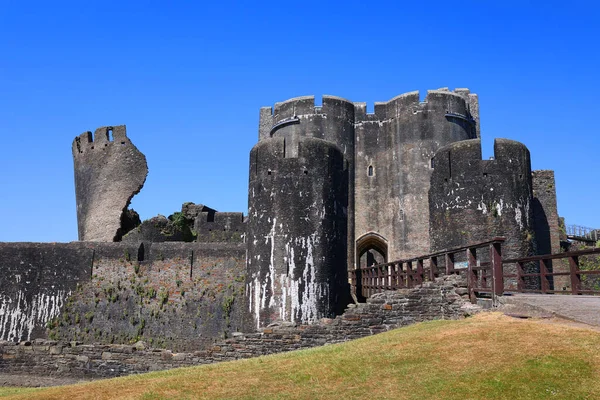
xmin=502 ymin=247 xmax=600 ymax=295
xmin=350 ymin=238 xmax=506 ymax=300
xmin=350 ymin=239 xmax=600 ymax=300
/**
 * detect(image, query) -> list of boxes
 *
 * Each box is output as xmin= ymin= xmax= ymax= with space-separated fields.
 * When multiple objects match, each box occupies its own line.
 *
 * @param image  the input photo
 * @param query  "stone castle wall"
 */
xmin=532 ymin=170 xmax=566 ymax=289
xmin=0 ymin=242 xmax=247 ymax=350
xmin=0 ymin=243 xmax=93 ymax=342
xmin=429 ymin=138 xmax=534 ymax=260
xmin=354 ymin=89 xmax=478 ymax=261
xmin=0 ymin=275 xmax=472 ymax=381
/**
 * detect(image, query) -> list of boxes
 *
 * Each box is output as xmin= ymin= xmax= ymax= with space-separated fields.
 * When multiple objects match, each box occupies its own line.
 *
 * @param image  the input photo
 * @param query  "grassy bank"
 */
xmin=2 ymin=312 xmax=599 ymax=399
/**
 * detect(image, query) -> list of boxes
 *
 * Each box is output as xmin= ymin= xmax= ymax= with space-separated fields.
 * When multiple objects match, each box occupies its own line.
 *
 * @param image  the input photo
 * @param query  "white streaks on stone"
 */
xmin=298 ymin=234 xmax=321 ymax=323
xmin=477 ymin=197 xmax=488 ymax=214
xmin=249 ymin=228 xmax=329 ymax=328
xmin=514 ymin=205 xmax=523 ymax=230
xmin=495 ymin=199 xmax=504 ymax=217
xmin=267 ymin=218 xmax=277 ymax=309
xmin=0 ymin=290 xmax=70 ymax=342
xmin=514 ymin=198 xmax=531 ymax=231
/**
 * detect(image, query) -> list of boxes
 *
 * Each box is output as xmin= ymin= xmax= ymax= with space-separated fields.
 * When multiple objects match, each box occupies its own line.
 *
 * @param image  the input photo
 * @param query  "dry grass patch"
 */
xmin=2 ymin=312 xmax=600 ymax=399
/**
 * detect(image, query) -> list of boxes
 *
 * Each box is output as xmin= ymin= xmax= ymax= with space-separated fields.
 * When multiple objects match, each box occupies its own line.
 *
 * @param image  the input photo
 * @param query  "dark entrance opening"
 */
xmin=355 ymin=233 xmax=388 ymax=302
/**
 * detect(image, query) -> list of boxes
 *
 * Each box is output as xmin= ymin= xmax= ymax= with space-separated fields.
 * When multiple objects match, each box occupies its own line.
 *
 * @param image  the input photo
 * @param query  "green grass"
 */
xmin=2 ymin=312 xmax=600 ymax=399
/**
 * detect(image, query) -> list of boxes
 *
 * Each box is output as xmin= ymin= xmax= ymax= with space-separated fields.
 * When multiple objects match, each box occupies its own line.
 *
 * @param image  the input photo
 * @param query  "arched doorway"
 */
xmin=354 ymin=233 xmax=388 ymax=302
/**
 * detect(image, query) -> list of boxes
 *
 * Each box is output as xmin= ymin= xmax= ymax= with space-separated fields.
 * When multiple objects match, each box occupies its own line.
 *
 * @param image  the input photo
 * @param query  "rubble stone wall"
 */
xmin=0 ymin=276 xmax=473 ymax=380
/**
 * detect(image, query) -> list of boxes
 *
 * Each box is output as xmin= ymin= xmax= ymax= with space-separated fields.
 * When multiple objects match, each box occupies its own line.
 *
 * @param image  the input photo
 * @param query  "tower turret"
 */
xmin=246 ymin=136 xmax=349 ymax=328
xmin=428 ymin=138 xmax=534 ymax=260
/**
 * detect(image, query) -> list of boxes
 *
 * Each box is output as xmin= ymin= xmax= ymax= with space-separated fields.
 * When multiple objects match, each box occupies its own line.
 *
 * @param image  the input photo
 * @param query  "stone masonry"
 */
xmin=0 ymin=275 xmax=474 ymax=381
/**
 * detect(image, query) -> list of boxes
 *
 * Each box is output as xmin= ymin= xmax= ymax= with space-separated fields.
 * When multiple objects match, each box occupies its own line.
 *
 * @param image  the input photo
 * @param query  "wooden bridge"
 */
xmin=350 ymin=238 xmax=600 ymax=302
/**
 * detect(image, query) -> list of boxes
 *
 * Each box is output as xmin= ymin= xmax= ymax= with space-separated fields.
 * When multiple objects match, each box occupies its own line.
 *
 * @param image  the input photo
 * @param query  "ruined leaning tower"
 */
xmin=72 ymin=125 xmax=148 ymax=242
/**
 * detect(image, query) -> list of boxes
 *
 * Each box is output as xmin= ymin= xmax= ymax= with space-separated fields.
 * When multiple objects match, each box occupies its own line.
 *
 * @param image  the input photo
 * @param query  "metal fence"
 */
xmin=566 ymin=225 xmax=599 ymax=241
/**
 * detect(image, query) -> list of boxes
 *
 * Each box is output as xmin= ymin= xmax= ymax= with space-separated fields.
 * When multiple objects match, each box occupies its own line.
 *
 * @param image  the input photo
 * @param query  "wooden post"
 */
xmin=398 ymin=262 xmax=405 ymax=288
xmin=517 ymin=262 xmax=525 ymax=292
xmin=540 ymin=259 xmax=550 ymax=294
xmin=416 ymin=258 xmax=424 ymax=285
xmin=445 ymin=253 xmax=454 ymax=275
xmin=569 ymin=256 xmax=581 ymax=295
xmin=406 ymin=261 xmax=413 ymax=288
xmin=467 ymin=247 xmax=477 ymax=303
xmin=490 ymin=242 xmax=503 ymax=297
xmin=430 ymin=256 xmax=437 ymax=281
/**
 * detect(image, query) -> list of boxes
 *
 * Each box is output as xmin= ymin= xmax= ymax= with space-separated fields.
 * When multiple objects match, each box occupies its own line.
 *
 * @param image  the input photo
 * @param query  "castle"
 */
xmin=0 ymin=88 xmax=560 ymax=346
xmin=73 ymin=88 xmax=559 ymax=329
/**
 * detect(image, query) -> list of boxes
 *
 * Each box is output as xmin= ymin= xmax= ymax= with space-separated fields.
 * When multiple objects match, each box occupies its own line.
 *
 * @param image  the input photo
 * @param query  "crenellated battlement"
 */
xmin=72 ymin=125 xmax=130 ymax=156
xmin=265 ymin=95 xmax=355 ymax=120
xmin=434 ymin=137 xmax=530 ymax=168
xmin=357 ymin=90 xmax=473 ymax=122
xmin=259 ymin=96 xmax=356 ymax=141
xmin=493 ymin=138 xmax=531 ymax=163
xmin=432 ymin=138 xmax=531 ymax=183
xmin=273 ymin=95 xmax=316 ymax=119
xmin=259 ymin=89 xmax=478 ymax=140
xmin=195 ymin=212 xmax=246 ymax=243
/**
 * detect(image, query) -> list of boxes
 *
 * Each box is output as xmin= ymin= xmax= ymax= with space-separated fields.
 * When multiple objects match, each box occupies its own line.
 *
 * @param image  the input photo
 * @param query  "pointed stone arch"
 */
xmin=356 ymin=232 xmax=388 ymax=269
xmin=354 ymin=233 xmax=388 ymax=302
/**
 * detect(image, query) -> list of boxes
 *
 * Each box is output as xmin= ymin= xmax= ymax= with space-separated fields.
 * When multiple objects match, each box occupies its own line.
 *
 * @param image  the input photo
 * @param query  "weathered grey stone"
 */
xmin=133 ymin=341 xmax=147 ymax=350
xmin=72 ymin=125 xmax=148 ymax=242
xmin=429 ymin=139 xmax=534 ymax=261
xmin=246 ymin=136 xmax=350 ymax=327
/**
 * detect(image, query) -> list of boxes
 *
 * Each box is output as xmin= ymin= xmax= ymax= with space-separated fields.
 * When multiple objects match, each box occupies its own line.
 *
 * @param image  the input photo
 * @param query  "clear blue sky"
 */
xmin=1 ymin=0 xmax=598 ymax=242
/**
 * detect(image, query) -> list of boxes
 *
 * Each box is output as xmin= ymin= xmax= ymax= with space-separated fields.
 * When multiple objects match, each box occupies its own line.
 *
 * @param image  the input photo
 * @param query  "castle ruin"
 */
xmin=0 ymin=88 xmax=561 ymax=347
xmin=72 ymin=88 xmax=559 ymax=329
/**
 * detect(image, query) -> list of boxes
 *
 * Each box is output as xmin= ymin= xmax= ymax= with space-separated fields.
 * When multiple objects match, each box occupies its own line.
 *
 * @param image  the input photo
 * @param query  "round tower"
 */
xmin=259 ymin=95 xmax=356 ymax=271
xmin=246 ymin=136 xmax=349 ymax=328
xmin=429 ymin=138 xmax=534 ymax=260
